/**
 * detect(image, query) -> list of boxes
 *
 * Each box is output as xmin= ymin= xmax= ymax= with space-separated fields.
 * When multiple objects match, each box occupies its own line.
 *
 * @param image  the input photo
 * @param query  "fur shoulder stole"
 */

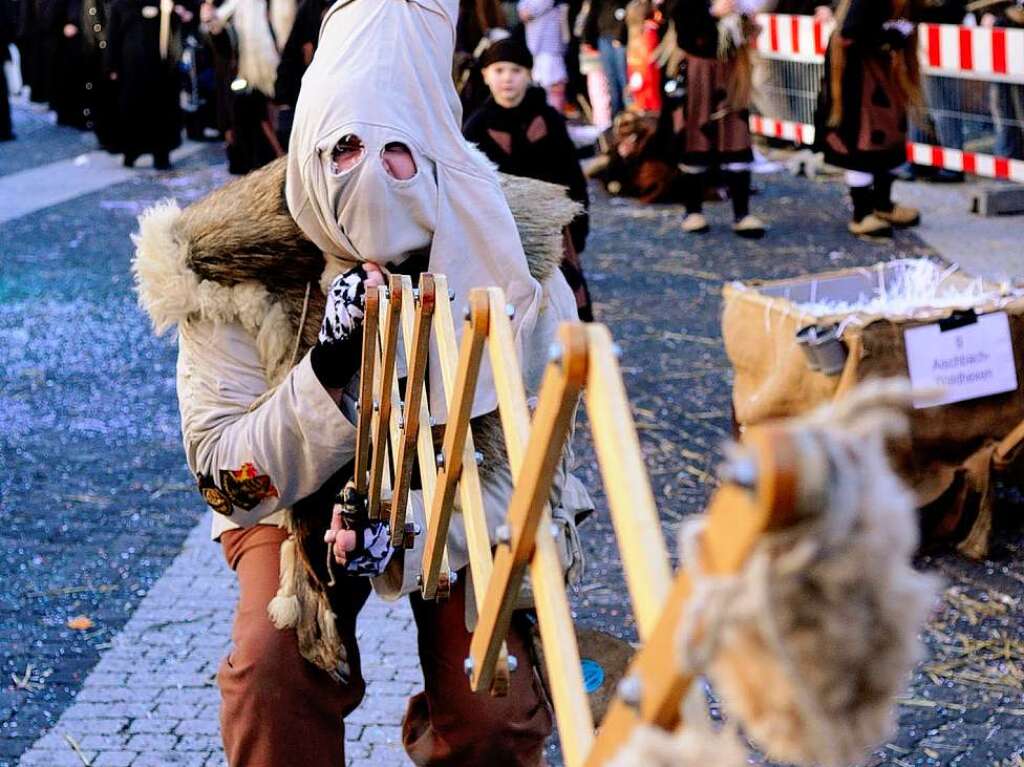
xmin=133 ymin=155 xmax=581 ymax=385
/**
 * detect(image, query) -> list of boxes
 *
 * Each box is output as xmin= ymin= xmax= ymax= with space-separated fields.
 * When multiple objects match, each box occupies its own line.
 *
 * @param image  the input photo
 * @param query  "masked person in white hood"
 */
xmin=132 ymin=0 xmax=591 ymax=764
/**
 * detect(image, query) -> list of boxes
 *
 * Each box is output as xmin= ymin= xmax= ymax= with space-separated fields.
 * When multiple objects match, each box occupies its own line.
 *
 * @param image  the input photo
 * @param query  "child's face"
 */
xmin=483 ymin=62 xmax=531 ymax=108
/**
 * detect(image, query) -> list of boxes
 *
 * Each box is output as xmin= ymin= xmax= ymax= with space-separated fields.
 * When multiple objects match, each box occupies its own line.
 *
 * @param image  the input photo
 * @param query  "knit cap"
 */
xmin=479 ymin=38 xmax=534 ymax=69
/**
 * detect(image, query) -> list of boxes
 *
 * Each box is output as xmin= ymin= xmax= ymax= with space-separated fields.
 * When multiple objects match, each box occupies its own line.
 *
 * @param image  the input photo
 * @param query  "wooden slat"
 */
xmin=367 ymin=280 xmax=402 ymax=520
xmin=467 ymin=289 xmax=546 ymax=690
xmin=584 ymin=325 xmax=671 ymax=641
xmin=530 ymin=518 xmax=596 ymax=767
xmin=469 ymin=305 xmax=594 ymax=765
xmin=485 ymin=288 xmax=531 ymax=463
xmin=585 ymin=429 xmax=803 ymax=766
xmin=354 ymin=289 xmax=379 ymax=494
xmin=425 ymin=284 xmax=510 ymax=693
xmin=409 ymin=279 xmax=439 ymax=509
xmin=421 ymin=286 xmax=489 ymax=599
xmin=389 ymin=275 xmax=435 ymax=548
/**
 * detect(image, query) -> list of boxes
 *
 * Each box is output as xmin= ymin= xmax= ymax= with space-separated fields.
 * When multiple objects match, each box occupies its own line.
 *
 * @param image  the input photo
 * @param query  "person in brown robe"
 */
xmin=669 ymin=0 xmax=766 ymax=238
xmin=813 ymin=0 xmax=922 ymax=237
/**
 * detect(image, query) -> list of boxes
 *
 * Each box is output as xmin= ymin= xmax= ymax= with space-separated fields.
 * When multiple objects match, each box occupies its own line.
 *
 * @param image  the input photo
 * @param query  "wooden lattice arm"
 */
xmin=354 ymin=289 xmax=379 ymax=494
xmin=469 ymin=305 xmax=595 ymax=764
xmin=389 ymin=276 xmax=436 ymax=549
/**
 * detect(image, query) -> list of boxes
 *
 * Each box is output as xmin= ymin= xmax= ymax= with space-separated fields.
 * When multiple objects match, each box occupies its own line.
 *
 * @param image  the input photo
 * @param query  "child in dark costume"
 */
xmin=669 ymin=0 xmax=766 ymax=238
xmin=814 ymin=0 xmax=921 ymax=238
xmin=464 ymin=38 xmax=594 ymax=321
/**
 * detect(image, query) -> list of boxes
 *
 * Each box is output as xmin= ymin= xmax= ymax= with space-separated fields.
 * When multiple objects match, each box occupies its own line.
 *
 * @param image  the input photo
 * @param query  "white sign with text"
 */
xmin=904 ymin=311 xmax=1018 ymax=409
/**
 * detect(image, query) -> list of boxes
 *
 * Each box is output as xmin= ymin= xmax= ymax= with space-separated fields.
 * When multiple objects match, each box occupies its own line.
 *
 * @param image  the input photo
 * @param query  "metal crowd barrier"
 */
xmin=352 ymin=272 xmax=815 ymax=766
xmin=751 ymin=13 xmax=1024 ymax=183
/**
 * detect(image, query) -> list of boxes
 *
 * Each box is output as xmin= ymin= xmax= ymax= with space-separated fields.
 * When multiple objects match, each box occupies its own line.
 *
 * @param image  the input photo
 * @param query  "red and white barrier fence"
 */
xmin=751 ymin=14 xmax=1024 ymax=183
xmin=754 ymin=14 xmax=1024 ymax=80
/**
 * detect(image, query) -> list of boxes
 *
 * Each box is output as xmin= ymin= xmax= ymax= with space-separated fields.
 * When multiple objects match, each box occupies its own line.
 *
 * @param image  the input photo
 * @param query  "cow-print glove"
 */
xmin=341 ymin=519 xmax=396 ymax=576
xmin=329 ymin=483 xmax=396 ymax=578
xmin=311 ymin=266 xmax=369 ymax=389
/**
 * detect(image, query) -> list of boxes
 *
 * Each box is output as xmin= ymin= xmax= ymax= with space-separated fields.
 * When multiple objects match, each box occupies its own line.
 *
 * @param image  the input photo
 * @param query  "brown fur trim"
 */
xmin=179 ymin=159 xmax=323 ymax=290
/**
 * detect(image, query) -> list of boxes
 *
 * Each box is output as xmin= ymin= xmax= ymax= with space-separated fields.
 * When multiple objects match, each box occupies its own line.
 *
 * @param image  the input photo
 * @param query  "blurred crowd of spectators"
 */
xmin=1 ymin=0 xmax=1021 ymax=172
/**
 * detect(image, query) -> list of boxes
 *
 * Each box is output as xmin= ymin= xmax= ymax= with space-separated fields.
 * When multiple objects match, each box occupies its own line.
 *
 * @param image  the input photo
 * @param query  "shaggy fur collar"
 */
xmin=133 ymin=155 xmax=580 ymax=386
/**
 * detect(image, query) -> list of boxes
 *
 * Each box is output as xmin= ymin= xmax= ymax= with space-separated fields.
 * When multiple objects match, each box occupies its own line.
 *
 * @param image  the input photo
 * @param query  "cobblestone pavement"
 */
xmin=3 ymin=99 xmax=1023 ymax=767
xmin=16 ymin=522 xmax=419 ymax=767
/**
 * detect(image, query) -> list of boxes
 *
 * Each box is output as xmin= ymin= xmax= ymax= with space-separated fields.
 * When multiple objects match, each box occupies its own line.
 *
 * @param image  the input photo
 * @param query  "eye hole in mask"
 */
xmin=330 ymin=133 xmax=365 ymax=175
xmin=381 ymin=142 xmax=417 ymax=181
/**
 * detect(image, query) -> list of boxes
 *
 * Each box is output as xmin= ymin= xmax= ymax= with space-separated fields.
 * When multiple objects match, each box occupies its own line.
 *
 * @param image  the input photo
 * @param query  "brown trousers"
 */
xmin=218 ymin=525 xmax=552 ymax=767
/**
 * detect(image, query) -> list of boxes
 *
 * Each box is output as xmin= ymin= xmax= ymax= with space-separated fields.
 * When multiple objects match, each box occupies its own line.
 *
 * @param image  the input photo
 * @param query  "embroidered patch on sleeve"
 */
xmin=197 ymin=473 xmax=233 ymax=517
xmin=219 ymin=462 xmax=279 ymax=511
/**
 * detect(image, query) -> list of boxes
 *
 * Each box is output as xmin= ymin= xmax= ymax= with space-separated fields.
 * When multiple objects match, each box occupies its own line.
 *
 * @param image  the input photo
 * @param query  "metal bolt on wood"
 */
xmin=719 ymin=455 xmax=758 ymax=490
xmin=548 ymin=342 xmax=564 ymax=365
xmin=495 ymin=524 xmax=511 ymax=546
xmin=617 ymin=675 xmax=643 ymax=710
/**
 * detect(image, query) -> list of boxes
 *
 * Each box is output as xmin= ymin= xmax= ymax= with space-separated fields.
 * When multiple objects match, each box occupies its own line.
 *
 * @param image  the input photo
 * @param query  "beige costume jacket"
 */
xmin=135 ymin=158 xmax=591 ymax=611
xmin=175 ymin=276 xmax=591 ymax=598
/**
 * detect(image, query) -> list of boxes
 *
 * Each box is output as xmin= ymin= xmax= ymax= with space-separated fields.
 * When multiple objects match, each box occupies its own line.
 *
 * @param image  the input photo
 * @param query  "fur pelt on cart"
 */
xmin=611 ymin=380 xmax=939 ymax=767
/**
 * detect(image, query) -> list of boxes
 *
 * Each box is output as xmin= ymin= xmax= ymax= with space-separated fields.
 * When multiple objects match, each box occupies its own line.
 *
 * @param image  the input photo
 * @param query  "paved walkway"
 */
xmin=893 ymin=178 xmax=1024 ymax=282
xmin=0 ymin=143 xmax=206 ymax=225
xmin=17 ymin=519 xmax=417 ymax=767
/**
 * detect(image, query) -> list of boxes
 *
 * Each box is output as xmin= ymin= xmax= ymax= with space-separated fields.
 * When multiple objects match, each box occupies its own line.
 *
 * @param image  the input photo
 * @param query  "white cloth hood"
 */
xmin=286 ymin=0 xmax=546 ymax=421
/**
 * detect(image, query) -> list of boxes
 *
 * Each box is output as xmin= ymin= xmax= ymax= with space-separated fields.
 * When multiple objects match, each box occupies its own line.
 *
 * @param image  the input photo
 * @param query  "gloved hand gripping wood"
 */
xmin=314 ymin=263 xmax=395 ymax=579
xmin=324 ymin=481 xmax=395 ymax=581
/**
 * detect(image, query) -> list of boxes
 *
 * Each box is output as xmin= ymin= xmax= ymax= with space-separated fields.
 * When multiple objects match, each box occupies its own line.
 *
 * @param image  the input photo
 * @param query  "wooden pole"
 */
xmin=354 ymin=289 xmax=379 ymax=495
xmin=584 ymin=325 xmax=671 ymax=641
xmin=367 ymin=280 xmax=402 ymax=520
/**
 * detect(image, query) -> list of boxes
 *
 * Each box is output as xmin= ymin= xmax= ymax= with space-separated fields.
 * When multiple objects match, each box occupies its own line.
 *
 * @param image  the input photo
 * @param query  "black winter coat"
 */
xmin=104 ymin=0 xmax=182 ymax=155
xmin=671 ymin=0 xmax=719 ymax=58
xmin=913 ymin=0 xmax=967 ymax=24
xmin=274 ymin=0 xmax=329 ymax=109
xmin=772 ymin=0 xmax=836 ymax=14
xmin=582 ymin=0 xmax=627 ymax=45
xmin=464 ymin=86 xmax=590 ymax=253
